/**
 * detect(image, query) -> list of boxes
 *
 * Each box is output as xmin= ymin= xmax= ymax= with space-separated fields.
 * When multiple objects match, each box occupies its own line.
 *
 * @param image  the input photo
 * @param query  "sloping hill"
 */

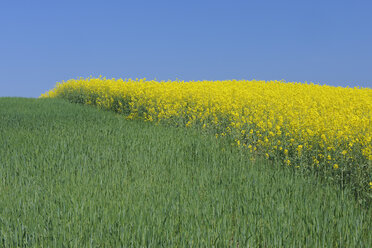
xmin=0 ymin=98 xmax=370 ymax=247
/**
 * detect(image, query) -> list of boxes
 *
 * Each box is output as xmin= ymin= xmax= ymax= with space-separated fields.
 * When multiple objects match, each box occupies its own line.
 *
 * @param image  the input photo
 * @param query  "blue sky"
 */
xmin=0 ymin=0 xmax=371 ymax=97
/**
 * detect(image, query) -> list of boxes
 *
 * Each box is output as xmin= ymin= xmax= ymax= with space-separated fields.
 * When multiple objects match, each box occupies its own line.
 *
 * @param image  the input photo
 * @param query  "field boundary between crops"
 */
xmin=40 ymin=78 xmax=372 ymax=207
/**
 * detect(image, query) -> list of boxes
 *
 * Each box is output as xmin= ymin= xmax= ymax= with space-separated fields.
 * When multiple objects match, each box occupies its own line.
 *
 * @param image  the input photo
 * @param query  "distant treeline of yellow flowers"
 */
xmin=41 ymin=77 xmax=372 ymax=201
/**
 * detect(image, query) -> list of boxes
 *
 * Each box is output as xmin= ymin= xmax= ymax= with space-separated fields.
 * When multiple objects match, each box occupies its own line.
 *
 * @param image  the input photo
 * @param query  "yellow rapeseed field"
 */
xmin=41 ymin=77 xmax=372 ymax=195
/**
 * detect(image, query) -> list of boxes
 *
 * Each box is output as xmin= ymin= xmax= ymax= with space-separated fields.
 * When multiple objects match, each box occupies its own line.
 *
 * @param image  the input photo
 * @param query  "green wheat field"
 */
xmin=0 ymin=97 xmax=371 ymax=247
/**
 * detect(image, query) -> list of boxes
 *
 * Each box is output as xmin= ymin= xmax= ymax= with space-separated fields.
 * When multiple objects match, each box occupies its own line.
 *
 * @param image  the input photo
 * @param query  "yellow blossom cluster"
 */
xmin=41 ymin=77 xmax=372 ymax=193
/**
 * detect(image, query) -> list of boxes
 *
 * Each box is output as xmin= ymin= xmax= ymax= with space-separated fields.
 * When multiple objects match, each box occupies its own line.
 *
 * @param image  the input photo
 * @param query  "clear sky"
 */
xmin=1 ymin=0 xmax=371 ymax=97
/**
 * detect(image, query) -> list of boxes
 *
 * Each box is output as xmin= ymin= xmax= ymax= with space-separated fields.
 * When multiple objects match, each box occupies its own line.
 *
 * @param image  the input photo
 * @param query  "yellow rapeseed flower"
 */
xmin=40 ymin=77 xmax=372 ymax=184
